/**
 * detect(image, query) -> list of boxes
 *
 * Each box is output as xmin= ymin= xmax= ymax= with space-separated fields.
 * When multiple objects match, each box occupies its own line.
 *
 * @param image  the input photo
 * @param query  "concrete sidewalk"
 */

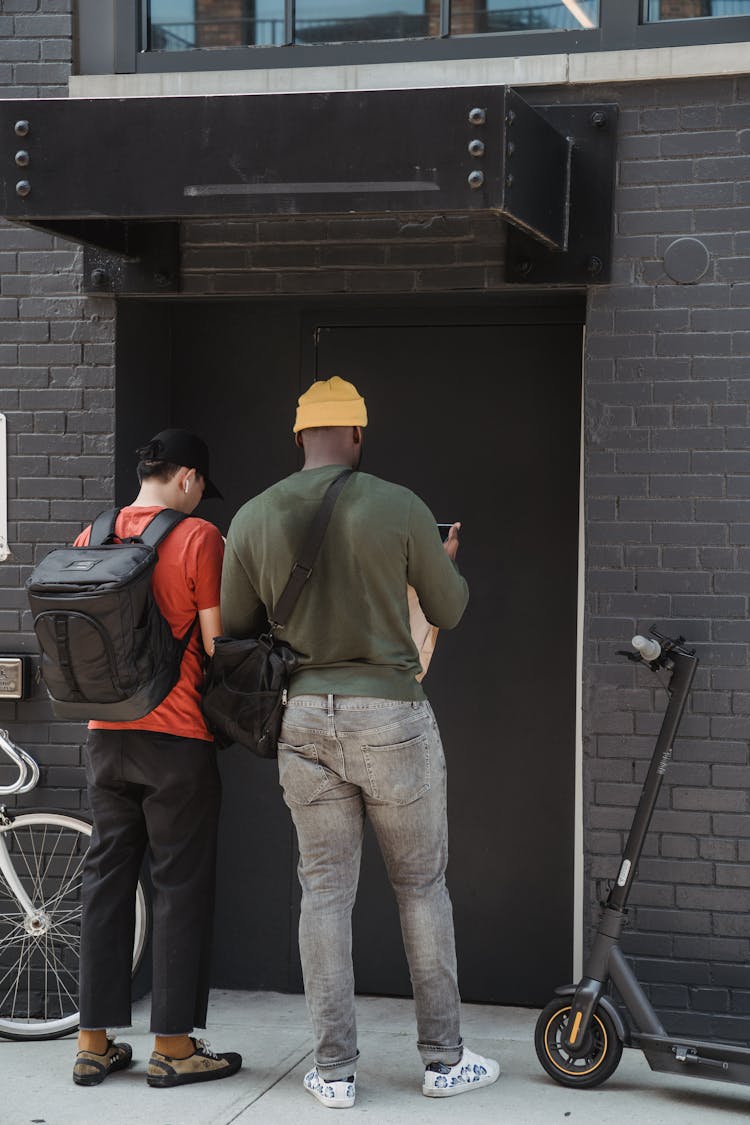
xmin=3 ymin=990 xmax=750 ymax=1125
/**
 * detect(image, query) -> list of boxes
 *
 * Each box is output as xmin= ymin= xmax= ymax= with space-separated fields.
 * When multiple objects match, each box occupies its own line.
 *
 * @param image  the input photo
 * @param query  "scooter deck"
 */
xmin=635 ymin=1032 xmax=750 ymax=1086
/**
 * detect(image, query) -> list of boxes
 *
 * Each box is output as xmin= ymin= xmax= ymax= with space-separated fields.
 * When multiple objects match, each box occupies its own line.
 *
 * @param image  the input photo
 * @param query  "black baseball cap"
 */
xmin=139 ymin=428 xmax=223 ymax=499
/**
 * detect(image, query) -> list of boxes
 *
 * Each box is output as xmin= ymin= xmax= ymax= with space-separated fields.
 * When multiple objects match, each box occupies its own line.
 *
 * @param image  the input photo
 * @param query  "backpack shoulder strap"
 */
xmin=89 ymin=509 xmax=120 ymax=547
xmin=139 ymin=508 xmax=189 ymax=549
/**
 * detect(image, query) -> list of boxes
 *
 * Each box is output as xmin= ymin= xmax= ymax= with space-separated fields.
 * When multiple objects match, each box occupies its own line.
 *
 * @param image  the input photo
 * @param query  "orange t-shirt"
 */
xmin=74 ymin=507 xmax=224 ymax=742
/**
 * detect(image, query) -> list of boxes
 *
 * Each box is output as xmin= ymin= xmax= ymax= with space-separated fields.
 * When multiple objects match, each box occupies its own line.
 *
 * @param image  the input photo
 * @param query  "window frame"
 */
xmin=107 ymin=0 xmax=750 ymax=75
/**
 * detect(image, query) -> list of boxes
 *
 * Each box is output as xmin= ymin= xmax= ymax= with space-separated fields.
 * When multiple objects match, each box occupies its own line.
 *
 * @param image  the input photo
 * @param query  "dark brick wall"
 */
xmin=181 ymin=215 xmax=507 ymax=295
xmin=0 ymin=0 xmax=115 ymax=810
xmin=582 ymin=74 xmax=750 ymax=1042
xmin=2 ymin=9 xmax=750 ymax=1034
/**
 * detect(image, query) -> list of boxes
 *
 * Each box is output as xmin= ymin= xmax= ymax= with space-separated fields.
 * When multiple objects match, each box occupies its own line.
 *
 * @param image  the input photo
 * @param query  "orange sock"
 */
xmin=78 ymin=1029 xmax=108 ymax=1055
xmin=154 ymin=1034 xmax=194 ymax=1059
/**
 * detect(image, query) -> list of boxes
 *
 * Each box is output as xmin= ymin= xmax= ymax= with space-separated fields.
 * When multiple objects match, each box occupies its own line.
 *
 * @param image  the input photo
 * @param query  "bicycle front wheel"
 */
xmin=0 ymin=811 xmax=148 ymax=1041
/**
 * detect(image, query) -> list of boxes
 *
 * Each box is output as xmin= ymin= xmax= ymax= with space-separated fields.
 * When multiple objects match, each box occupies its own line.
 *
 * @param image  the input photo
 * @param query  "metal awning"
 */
xmin=0 ymin=86 xmax=616 ymax=290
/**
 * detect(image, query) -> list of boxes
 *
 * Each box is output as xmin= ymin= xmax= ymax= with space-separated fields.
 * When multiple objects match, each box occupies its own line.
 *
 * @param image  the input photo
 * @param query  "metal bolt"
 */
xmin=90 ymin=269 xmax=109 ymax=288
xmin=590 ymin=111 xmax=606 ymax=128
xmin=506 ymin=173 xmax=514 ymax=188
xmin=14 ymin=150 xmax=30 ymax=168
xmin=154 ymin=271 xmax=171 ymax=288
xmin=587 ymin=255 xmax=603 ymax=275
xmin=468 ymin=107 xmax=486 ymax=126
xmin=507 ymin=141 xmax=515 ymax=157
xmin=14 ymin=120 xmax=30 ymax=137
xmin=518 ymin=259 xmax=533 ymax=277
xmin=468 ymin=139 xmax=485 ymax=158
xmin=15 ymin=180 xmax=31 ymax=198
xmin=506 ymin=110 xmax=516 ymax=126
xmin=467 ymin=170 xmax=485 ymax=189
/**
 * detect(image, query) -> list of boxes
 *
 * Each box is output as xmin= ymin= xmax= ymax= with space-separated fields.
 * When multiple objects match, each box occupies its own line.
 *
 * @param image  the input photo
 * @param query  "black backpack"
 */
xmin=26 ymin=508 xmax=195 ymax=721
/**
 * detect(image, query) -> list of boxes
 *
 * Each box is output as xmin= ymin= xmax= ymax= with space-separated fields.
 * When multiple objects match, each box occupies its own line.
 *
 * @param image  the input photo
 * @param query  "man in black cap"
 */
xmin=71 ymin=429 xmax=242 ymax=1089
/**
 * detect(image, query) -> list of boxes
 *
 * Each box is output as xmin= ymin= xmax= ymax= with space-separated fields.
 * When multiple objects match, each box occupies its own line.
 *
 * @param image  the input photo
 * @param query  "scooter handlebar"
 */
xmin=632 ymin=635 xmax=662 ymax=662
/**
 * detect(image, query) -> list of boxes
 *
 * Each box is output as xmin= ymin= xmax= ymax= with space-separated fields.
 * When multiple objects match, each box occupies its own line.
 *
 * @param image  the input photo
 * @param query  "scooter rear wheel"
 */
xmin=535 ymin=998 xmax=623 ymax=1088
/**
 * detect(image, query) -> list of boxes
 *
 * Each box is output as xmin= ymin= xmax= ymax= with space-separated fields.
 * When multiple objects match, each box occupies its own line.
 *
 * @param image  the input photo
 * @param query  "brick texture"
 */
xmin=181 ymin=215 xmax=507 ymax=295
xmin=581 ymin=75 xmax=750 ymax=1044
xmin=2 ymin=11 xmax=750 ymax=1036
xmin=0 ymin=0 xmax=114 ymax=812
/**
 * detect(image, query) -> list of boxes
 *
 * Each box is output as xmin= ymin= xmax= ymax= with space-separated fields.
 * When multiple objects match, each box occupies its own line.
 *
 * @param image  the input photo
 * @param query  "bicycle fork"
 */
xmin=0 ymin=808 xmax=44 ymax=926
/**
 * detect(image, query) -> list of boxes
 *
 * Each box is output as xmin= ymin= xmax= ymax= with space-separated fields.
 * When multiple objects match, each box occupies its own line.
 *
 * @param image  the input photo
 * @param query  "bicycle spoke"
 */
xmin=0 ymin=818 xmax=92 ymax=1029
xmin=12 ymin=829 xmax=44 ymax=906
xmin=43 ymin=870 xmax=85 ymax=918
xmin=42 ymin=841 xmax=87 ymax=916
xmin=2 ymin=936 xmax=35 ymax=1021
xmin=0 ymin=936 xmax=35 ymax=999
xmin=46 ymin=906 xmax=82 ymax=930
xmin=46 ymin=927 xmax=81 ymax=961
xmin=0 ymin=913 xmax=27 ymax=940
xmin=38 ymin=937 xmax=78 ymax=1014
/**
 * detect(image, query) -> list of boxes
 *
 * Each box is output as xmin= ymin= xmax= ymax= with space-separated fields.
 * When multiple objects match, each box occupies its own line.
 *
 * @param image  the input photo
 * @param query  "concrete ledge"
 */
xmin=69 ymin=41 xmax=750 ymax=99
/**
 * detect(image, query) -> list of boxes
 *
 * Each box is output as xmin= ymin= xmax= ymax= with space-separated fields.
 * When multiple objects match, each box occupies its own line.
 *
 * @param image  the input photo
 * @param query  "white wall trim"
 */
xmin=573 ymin=335 xmax=586 ymax=981
xmin=69 ymin=40 xmax=750 ymax=100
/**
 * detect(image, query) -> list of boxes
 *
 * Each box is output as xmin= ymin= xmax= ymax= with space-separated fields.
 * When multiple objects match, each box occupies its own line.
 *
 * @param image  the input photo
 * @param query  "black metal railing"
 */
xmin=150 ymin=18 xmax=287 ymax=50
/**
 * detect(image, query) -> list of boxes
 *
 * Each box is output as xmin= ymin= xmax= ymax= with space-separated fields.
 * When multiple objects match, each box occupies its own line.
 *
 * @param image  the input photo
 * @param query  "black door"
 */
xmin=116 ymin=301 xmax=582 ymax=1006
xmin=311 ymin=319 xmax=581 ymax=1005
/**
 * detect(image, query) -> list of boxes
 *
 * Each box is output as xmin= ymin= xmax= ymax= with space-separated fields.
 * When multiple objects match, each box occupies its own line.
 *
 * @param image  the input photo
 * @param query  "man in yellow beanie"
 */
xmin=221 ymin=376 xmax=499 ymax=1109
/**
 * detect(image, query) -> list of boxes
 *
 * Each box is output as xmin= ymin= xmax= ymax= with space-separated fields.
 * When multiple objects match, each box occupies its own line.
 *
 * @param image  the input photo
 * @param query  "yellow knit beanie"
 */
xmin=293 ymin=376 xmax=368 ymax=433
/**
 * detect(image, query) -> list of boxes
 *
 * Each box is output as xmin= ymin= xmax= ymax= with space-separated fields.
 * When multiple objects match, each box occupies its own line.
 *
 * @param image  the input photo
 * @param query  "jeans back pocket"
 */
xmin=361 ymin=733 xmax=431 ymax=805
xmin=277 ymin=742 xmax=331 ymax=807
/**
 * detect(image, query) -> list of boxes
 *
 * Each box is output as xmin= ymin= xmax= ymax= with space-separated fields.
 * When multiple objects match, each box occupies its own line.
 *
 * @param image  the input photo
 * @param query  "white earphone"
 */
xmin=184 ymin=480 xmax=190 ymax=494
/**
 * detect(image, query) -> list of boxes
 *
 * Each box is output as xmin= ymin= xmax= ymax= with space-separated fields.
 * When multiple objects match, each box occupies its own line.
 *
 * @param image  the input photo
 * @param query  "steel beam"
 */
xmin=0 ymin=87 xmax=617 ymax=288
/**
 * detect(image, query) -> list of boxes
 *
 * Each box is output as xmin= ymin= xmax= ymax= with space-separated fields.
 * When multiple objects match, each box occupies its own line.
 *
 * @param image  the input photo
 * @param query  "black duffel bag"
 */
xmin=201 ymin=633 xmax=299 ymax=757
xmin=202 ymin=469 xmax=352 ymax=757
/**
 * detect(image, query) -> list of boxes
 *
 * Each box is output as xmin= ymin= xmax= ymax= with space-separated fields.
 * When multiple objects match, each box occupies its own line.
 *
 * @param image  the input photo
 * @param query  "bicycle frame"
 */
xmin=0 ymin=728 xmax=39 ymax=796
xmin=0 ymin=728 xmax=43 ymax=922
xmin=0 ymin=815 xmax=40 ymax=922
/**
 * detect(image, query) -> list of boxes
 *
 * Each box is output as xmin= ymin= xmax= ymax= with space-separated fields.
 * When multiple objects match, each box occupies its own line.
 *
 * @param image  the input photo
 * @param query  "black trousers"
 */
xmin=79 ymin=728 xmax=222 ymax=1035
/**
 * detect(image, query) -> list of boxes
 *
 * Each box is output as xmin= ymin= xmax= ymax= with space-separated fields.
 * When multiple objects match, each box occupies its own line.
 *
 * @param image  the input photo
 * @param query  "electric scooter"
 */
xmin=535 ymin=627 xmax=750 ymax=1090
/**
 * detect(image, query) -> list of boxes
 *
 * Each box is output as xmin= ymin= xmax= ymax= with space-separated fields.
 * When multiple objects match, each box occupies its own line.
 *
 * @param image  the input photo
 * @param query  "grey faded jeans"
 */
xmin=278 ymin=695 xmax=462 ymax=1081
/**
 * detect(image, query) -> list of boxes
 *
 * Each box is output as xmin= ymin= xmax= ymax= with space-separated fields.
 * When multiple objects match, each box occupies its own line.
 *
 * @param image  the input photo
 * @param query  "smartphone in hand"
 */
xmin=437 ymin=523 xmax=454 ymax=542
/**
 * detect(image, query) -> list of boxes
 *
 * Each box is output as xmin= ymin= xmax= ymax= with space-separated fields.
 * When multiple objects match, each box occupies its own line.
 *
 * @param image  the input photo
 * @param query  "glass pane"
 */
xmin=645 ymin=1 xmax=750 ymax=18
xmin=148 ymin=0 xmax=286 ymax=50
xmin=452 ymin=0 xmax=599 ymax=35
xmin=294 ymin=0 xmax=436 ymax=44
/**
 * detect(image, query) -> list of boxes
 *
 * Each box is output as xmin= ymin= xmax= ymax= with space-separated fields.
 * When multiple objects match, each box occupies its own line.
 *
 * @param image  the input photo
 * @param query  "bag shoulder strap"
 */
xmin=89 ymin=509 xmax=120 ymax=546
xmin=131 ymin=509 xmax=198 ymax=650
xmin=87 ymin=508 xmax=188 ymax=550
xmin=139 ymin=508 xmax=189 ymax=549
xmin=270 ymin=469 xmax=353 ymax=630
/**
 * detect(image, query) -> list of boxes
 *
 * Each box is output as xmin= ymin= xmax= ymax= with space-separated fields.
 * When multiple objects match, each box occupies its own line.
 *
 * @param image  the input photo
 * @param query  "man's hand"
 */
xmin=443 ymin=522 xmax=461 ymax=561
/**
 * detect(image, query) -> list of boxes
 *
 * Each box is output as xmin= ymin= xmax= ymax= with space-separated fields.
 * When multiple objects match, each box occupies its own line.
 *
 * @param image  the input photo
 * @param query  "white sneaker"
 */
xmin=304 ymin=1066 xmax=356 ymax=1108
xmin=422 ymin=1047 xmax=500 ymax=1097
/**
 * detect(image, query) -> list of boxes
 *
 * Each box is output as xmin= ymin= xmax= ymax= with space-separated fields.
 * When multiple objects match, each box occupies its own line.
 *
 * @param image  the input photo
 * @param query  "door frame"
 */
xmin=115 ymin=290 xmax=588 ymax=988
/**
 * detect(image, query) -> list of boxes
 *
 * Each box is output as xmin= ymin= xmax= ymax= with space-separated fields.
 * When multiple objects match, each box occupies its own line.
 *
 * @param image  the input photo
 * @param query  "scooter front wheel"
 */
xmin=535 ymin=998 xmax=623 ymax=1088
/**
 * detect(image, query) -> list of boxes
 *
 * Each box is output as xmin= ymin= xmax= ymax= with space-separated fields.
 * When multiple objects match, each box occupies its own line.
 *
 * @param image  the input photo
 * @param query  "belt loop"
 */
xmin=327 ymin=693 xmax=334 ymax=718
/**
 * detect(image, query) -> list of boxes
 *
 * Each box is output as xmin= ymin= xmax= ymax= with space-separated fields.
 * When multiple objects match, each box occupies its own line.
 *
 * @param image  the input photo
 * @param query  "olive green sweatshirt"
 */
xmin=221 ymin=465 xmax=469 ymax=701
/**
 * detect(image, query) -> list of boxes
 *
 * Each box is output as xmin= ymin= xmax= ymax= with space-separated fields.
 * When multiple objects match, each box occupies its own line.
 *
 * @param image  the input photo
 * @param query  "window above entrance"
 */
xmin=145 ymin=0 xmax=601 ymax=51
xmin=78 ymin=0 xmax=750 ymax=74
